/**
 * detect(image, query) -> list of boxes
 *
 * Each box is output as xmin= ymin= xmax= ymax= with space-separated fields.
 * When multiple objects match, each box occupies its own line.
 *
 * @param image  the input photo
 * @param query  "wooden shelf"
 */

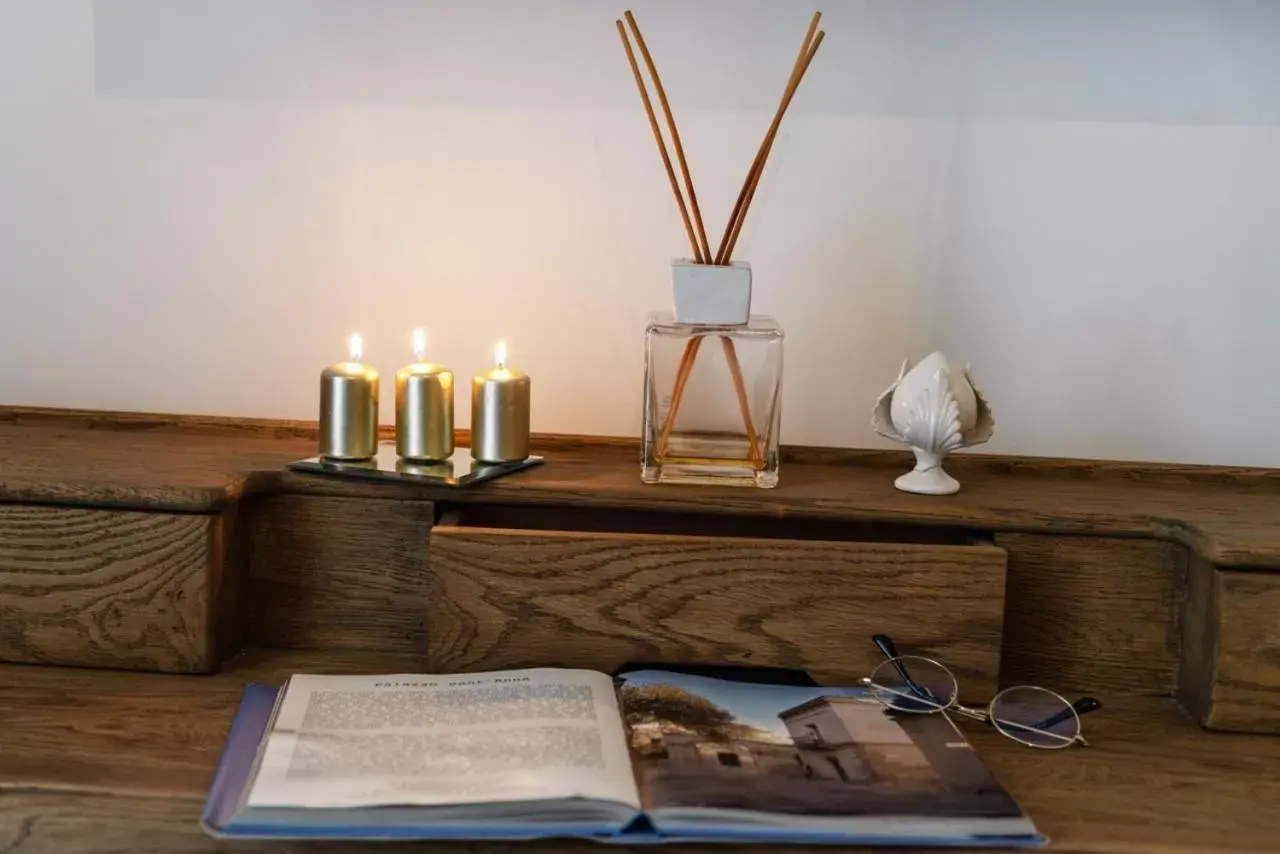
xmin=1 ymin=412 xmax=1279 ymax=566
xmin=1 ymin=648 xmax=1277 ymax=854
xmin=0 ymin=409 xmax=1278 ymax=731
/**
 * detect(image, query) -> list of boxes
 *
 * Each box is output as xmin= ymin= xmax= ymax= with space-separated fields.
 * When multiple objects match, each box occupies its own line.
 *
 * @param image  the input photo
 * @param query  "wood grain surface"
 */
xmin=428 ymin=525 xmax=1008 ymax=696
xmin=1176 ymin=555 xmax=1219 ymax=726
xmin=1 ymin=413 xmax=1279 ymax=567
xmin=8 ymin=404 xmax=1279 ymax=486
xmin=1197 ymin=569 xmax=1280 ymax=732
xmin=995 ymin=535 xmax=1186 ymax=696
xmin=245 ymin=495 xmax=435 ymax=654
xmin=2 ymin=649 xmax=1280 ymax=854
xmin=0 ymin=505 xmax=229 ymax=672
xmin=408 ymin=462 xmax=1280 ymax=567
xmin=209 ymin=505 xmax=247 ymax=665
xmin=0 ymin=648 xmax=424 ymax=796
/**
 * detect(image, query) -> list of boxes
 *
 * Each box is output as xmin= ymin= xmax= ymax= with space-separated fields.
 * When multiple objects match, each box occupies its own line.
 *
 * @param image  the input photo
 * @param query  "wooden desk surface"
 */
xmin=0 ymin=411 xmax=1278 ymax=567
xmin=1 ymin=648 xmax=1277 ymax=854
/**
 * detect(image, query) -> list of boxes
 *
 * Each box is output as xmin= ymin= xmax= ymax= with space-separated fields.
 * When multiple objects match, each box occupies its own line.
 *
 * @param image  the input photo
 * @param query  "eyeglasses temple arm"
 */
xmin=870 ymin=634 xmax=940 ymax=704
xmin=872 ymin=634 xmax=900 ymax=660
xmin=1073 ymin=697 xmax=1103 ymax=716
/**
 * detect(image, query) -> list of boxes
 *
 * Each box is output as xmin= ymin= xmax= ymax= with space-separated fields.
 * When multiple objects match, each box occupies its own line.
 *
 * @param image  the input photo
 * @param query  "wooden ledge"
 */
xmin=1 ymin=406 xmax=1277 ymax=734
xmin=1 ymin=649 xmax=1278 ymax=854
xmin=0 ymin=408 xmax=1278 ymax=567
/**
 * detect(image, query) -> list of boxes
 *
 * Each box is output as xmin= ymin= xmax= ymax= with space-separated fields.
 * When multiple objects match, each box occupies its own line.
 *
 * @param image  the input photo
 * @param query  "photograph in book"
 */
xmin=616 ymin=670 xmax=1024 ymax=818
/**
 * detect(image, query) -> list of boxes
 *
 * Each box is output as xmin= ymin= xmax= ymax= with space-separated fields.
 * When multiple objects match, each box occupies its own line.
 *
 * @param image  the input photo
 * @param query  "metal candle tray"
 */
xmin=288 ymin=442 xmax=543 ymax=487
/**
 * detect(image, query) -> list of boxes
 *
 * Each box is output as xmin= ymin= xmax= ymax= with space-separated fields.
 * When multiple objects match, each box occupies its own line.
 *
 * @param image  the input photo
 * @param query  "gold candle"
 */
xmin=471 ymin=340 xmax=531 ymax=463
xmin=395 ymin=328 xmax=454 ymax=462
xmin=319 ymin=333 xmax=380 ymax=460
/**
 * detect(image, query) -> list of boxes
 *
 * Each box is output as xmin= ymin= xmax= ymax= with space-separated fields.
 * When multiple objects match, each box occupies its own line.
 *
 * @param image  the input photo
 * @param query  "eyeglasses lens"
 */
xmin=990 ymin=686 xmax=1081 ymax=748
xmin=867 ymin=656 xmax=957 ymax=713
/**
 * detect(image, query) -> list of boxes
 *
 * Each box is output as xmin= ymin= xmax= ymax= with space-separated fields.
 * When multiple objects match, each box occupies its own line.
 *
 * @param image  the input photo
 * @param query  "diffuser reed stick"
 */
xmin=715 ymin=13 xmax=821 ymax=265
xmin=656 ymin=334 xmax=703 ymax=458
xmin=721 ymin=334 xmax=759 ymax=456
xmin=719 ymin=21 xmax=825 ymax=264
xmin=625 ymin=11 xmax=712 ymax=264
xmin=616 ymin=19 xmax=702 ymax=262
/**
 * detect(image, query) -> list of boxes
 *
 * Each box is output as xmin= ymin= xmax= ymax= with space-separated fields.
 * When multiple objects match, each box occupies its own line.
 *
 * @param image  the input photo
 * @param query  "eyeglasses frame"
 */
xmin=859 ymin=634 xmax=1102 ymax=750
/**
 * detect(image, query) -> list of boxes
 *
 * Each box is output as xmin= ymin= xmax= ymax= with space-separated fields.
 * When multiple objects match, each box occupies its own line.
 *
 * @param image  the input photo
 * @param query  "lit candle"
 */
xmin=319 ymin=333 xmax=380 ymax=460
xmin=471 ymin=340 xmax=531 ymax=463
xmin=395 ymin=328 xmax=454 ymax=462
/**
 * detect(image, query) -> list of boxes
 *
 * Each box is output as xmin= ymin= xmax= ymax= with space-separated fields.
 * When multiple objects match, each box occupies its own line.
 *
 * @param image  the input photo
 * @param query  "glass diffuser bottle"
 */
xmin=642 ymin=261 xmax=783 ymax=488
xmin=616 ymin=9 xmax=820 ymax=489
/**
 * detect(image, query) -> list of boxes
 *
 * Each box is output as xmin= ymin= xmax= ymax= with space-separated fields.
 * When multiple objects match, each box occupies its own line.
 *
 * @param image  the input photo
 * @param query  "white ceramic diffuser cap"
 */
xmin=671 ymin=259 xmax=752 ymax=325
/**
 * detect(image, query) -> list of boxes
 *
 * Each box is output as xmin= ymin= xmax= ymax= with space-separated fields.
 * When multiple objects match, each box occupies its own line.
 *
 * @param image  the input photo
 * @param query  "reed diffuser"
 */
xmin=619 ymin=10 xmax=825 ymax=488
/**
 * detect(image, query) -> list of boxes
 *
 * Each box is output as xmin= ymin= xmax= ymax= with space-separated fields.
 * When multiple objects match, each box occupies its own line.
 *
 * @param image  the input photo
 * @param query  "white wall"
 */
xmin=1 ymin=0 xmax=1277 ymax=466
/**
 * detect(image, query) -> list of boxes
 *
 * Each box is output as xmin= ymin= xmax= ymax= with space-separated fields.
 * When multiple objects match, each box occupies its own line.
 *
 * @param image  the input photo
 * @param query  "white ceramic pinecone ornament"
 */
xmin=871 ymin=352 xmax=994 ymax=495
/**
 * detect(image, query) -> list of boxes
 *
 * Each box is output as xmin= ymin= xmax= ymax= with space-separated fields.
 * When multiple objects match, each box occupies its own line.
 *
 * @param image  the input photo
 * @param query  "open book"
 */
xmin=203 ymin=666 xmax=1043 ymax=846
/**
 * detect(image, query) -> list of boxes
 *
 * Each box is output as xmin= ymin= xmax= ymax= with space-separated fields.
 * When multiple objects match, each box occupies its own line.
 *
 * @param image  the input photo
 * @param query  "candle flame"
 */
xmin=348 ymin=333 xmax=363 ymax=362
xmin=412 ymin=328 xmax=427 ymax=361
xmin=494 ymin=340 xmax=507 ymax=369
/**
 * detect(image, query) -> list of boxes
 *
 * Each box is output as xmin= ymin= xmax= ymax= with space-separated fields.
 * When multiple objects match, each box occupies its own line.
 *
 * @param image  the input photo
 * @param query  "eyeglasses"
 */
xmin=859 ymin=634 xmax=1102 ymax=749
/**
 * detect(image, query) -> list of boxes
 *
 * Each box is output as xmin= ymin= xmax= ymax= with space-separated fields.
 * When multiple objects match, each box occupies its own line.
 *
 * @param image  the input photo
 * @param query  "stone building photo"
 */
xmin=619 ymin=670 xmax=1019 ymax=817
xmin=780 ymin=695 xmax=940 ymax=784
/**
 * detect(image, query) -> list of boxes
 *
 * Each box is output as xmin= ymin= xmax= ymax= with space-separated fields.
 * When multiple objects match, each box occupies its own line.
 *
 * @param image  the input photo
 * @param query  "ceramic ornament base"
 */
xmin=894 ymin=456 xmax=961 ymax=496
xmin=289 ymin=442 xmax=543 ymax=487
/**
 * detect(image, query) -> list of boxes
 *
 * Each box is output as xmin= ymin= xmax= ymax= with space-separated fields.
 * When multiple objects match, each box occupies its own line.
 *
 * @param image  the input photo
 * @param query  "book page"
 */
xmin=245 ymin=669 xmax=639 ymax=811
